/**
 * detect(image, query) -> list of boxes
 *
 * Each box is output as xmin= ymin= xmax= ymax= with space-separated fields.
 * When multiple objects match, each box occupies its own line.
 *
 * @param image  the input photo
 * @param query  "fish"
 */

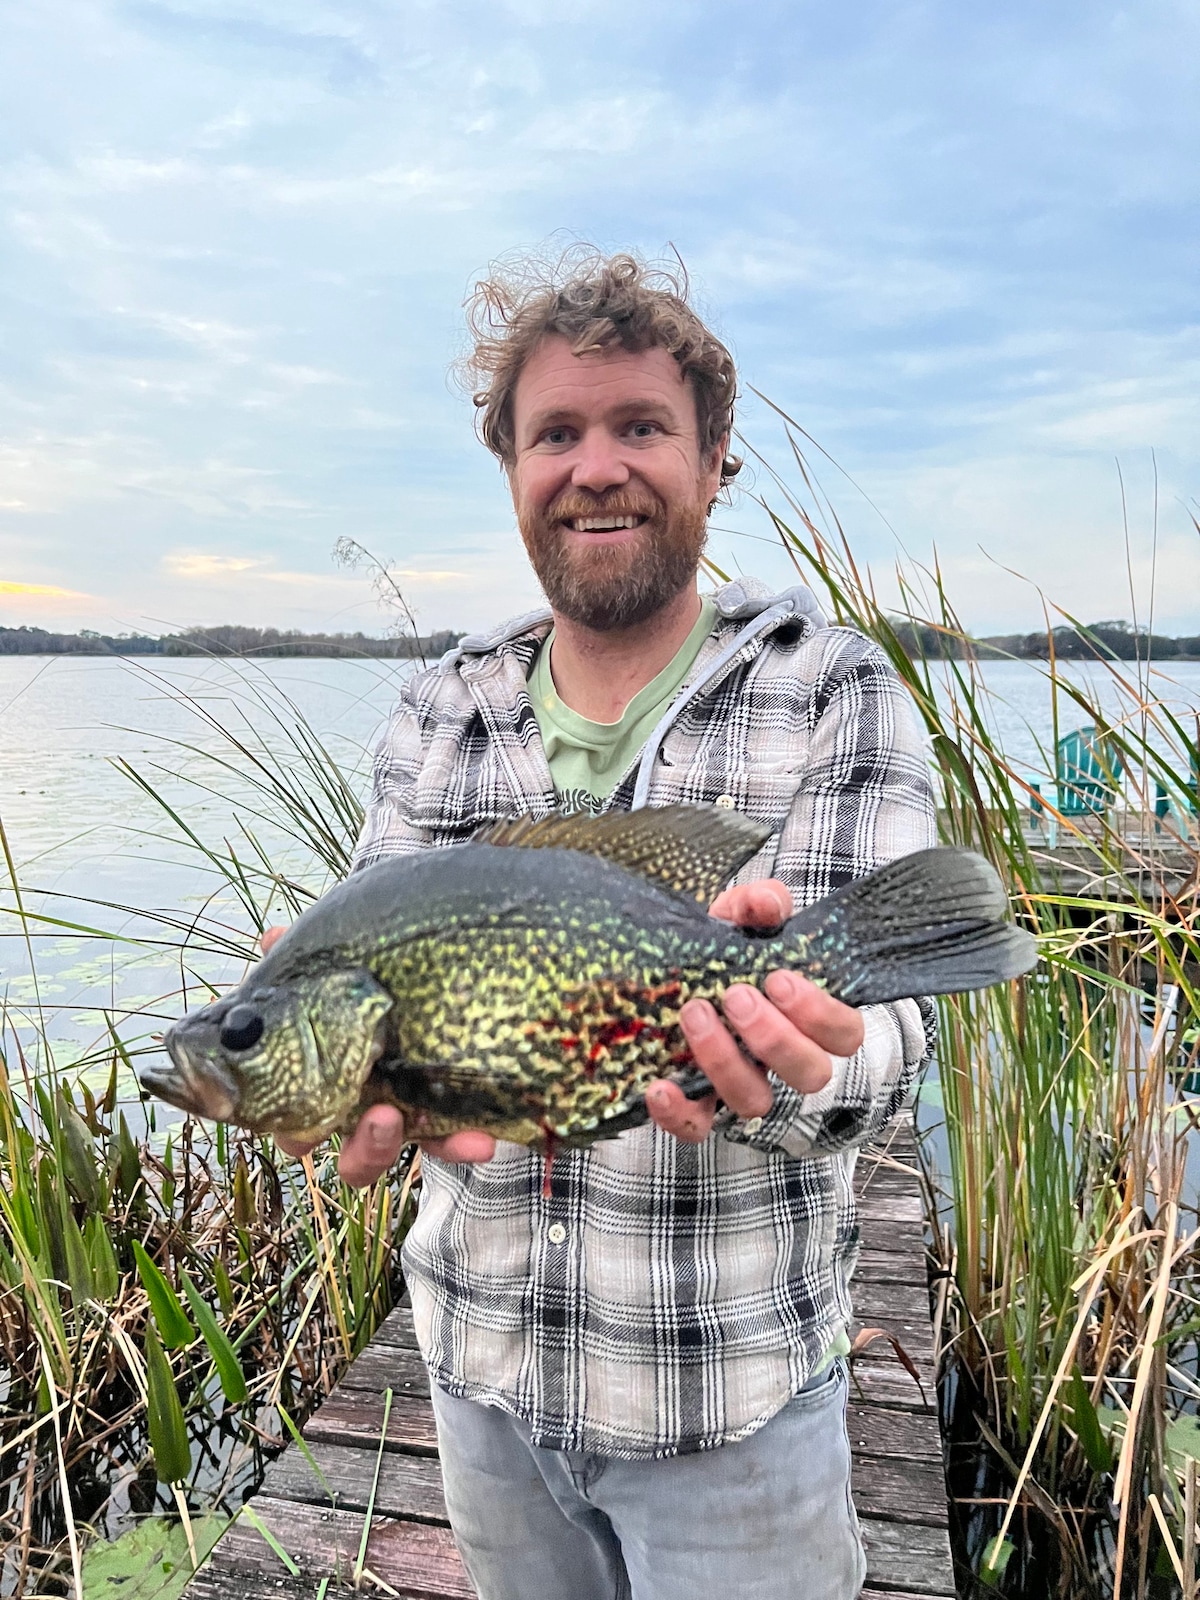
xmin=140 ymin=805 xmax=1037 ymax=1152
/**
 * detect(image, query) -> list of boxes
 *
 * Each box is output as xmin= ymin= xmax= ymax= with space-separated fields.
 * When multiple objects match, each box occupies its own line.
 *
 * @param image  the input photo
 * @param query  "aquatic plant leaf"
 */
xmin=144 ymin=1325 xmax=192 ymax=1484
xmin=80 ymin=1513 xmax=227 ymax=1599
xmin=212 ymin=1256 xmax=233 ymax=1316
xmin=232 ymin=1153 xmax=255 ymax=1228
xmin=131 ymin=1240 xmax=195 ymax=1349
xmin=84 ymin=1213 xmax=119 ymax=1301
xmin=180 ymin=1269 xmax=246 ymax=1403
xmin=980 ymin=1535 xmax=1015 ymax=1584
xmin=58 ymin=1089 xmax=102 ymax=1211
xmin=37 ymin=1159 xmax=66 ymax=1279
xmin=62 ymin=1203 xmax=94 ymax=1305
xmin=1166 ymin=1415 xmax=1200 ymax=1470
xmin=117 ymin=1113 xmax=142 ymax=1201
xmin=1063 ymin=1367 xmax=1114 ymax=1474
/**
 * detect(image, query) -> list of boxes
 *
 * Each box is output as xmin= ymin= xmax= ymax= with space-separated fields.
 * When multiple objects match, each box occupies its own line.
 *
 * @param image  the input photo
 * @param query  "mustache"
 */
xmin=546 ymin=490 xmax=663 ymax=526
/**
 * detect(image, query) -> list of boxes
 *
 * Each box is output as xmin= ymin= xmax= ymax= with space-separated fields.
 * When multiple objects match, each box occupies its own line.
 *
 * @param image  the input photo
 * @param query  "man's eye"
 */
xmin=542 ymin=427 xmax=572 ymax=445
xmin=628 ymin=422 xmax=659 ymax=439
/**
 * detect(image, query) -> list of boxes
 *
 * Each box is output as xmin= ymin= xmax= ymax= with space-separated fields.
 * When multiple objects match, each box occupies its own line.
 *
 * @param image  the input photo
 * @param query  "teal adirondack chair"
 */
xmin=1029 ymin=727 xmax=1124 ymax=848
xmin=1155 ymin=758 xmax=1199 ymax=828
xmin=1056 ymin=725 xmax=1124 ymax=817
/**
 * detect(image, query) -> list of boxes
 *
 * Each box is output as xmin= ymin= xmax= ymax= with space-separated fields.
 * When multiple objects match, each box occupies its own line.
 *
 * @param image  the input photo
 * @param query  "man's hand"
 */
xmin=261 ymin=925 xmax=497 ymax=1186
xmin=644 ymin=879 xmax=866 ymax=1144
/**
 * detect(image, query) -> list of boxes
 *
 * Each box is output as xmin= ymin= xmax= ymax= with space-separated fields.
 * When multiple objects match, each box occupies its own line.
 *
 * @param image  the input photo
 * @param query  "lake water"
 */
xmin=1 ymin=652 xmax=1197 ymax=1086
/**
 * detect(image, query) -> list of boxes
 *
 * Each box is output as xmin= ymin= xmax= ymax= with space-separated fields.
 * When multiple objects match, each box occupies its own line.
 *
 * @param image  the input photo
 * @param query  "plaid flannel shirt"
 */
xmin=354 ymin=577 xmax=937 ymax=1458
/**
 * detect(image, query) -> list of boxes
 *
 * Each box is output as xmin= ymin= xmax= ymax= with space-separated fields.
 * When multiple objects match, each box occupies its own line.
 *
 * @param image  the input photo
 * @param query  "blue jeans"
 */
xmin=430 ymin=1362 xmax=866 ymax=1600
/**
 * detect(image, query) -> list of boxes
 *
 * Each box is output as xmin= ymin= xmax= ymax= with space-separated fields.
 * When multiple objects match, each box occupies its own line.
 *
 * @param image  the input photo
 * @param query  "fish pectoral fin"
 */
xmin=474 ymin=803 xmax=773 ymax=906
xmin=306 ymin=967 xmax=395 ymax=1108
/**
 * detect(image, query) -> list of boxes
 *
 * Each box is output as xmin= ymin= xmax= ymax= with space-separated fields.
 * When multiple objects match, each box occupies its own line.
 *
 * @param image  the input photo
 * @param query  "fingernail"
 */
xmin=680 ymin=1000 xmax=712 ymax=1035
xmin=769 ymin=888 xmax=791 ymax=922
xmin=766 ymin=971 xmax=798 ymax=1003
xmin=723 ymin=986 xmax=757 ymax=1021
xmin=647 ymin=1083 xmax=671 ymax=1107
xmin=369 ymin=1118 xmax=397 ymax=1150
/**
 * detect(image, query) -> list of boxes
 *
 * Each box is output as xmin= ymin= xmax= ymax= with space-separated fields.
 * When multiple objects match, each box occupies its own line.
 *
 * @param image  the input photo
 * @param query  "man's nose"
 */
xmin=570 ymin=428 xmax=630 ymax=493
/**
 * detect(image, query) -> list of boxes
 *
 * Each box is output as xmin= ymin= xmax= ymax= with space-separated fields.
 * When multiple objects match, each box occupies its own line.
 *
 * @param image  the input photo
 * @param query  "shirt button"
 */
xmin=742 ymin=1116 xmax=764 ymax=1135
xmin=547 ymin=1223 xmax=567 ymax=1244
xmin=714 ymin=793 xmax=735 ymax=809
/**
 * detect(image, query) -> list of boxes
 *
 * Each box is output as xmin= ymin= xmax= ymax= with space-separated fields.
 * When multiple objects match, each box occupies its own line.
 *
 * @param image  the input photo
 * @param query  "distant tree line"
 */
xmin=3 ymin=617 xmax=1196 ymax=662
xmin=888 ymin=619 xmax=1200 ymax=661
xmin=0 ymin=624 xmax=464 ymax=658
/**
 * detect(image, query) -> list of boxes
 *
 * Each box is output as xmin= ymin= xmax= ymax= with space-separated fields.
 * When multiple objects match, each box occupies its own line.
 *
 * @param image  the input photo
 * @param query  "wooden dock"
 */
xmin=189 ymin=1112 xmax=955 ymax=1599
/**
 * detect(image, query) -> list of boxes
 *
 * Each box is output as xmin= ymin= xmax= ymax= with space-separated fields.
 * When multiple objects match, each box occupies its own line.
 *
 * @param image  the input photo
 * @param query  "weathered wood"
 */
xmin=192 ymin=1498 xmax=471 ymax=1600
xmin=304 ymin=1389 xmax=440 ymax=1454
xmin=860 ymin=1517 xmax=956 ymax=1596
xmin=855 ymin=1242 xmax=930 ymax=1287
xmin=370 ymin=1303 xmax=421 ymax=1348
xmin=853 ymin=1455 xmax=950 ymax=1526
xmin=853 ymin=1281 xmax=933 ymax=1328
xmin=846 ymin=1403 xmax=943 ymax=1462
xmin=861 ymin=1590 xmax=956 ymax=1600
xmin=849 ymin=1361 xmax=938 ymax=1413
xmin=260 ymin=1440 xmax=449 ymax=1522
xmin=857 ymin=1189 xmax=924 ymax=1225
xmin=335 ymin=1343 xmax=431 ymax=1396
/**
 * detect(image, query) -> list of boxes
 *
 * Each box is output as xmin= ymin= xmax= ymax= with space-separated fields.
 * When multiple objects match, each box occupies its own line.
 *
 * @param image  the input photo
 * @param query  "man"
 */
xmin=277 ymin=249 xmax=936 ymax=1599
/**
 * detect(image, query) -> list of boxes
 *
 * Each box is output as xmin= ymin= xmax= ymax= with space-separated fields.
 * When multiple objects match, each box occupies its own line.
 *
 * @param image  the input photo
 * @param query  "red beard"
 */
xmin=518 ymin=488 xmax=709 ymax=631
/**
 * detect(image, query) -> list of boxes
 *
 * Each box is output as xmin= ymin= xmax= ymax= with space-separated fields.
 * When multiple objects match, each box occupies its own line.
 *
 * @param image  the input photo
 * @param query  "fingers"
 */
xmin=679 ymin=1000 xmax=777 ymax=1116
xmin=275 ymin=1133 xmax=320 ymax=1160
xmin=762 ymin=971 xmax=865 ymax=1057
xmin=645 ymin=1083 xmax=719 ymax=1143
xmin=261 ymin=925 xmax=286 ymax=954
xmin=336 ymin=1103 xmax=408 ymax=1187
xmin=679 ymin=977 xmax=846 ymax=1116
xmin=421 ymin=1130 xmax=497 ymax=1163
xmin=708 ymin=878 xmax=793 ymax=929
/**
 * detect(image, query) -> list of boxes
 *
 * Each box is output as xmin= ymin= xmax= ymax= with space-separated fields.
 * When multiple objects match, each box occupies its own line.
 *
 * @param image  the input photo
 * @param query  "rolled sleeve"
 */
xmin=723 ymin=997 xmax=934 ymax=1159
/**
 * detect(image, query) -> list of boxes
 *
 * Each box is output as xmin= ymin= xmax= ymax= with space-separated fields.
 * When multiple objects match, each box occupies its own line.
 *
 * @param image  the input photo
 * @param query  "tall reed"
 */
xmin=0 ymin=660 xmax=413 ymax=1596
xmin=748 ymin=421 xmax=1200 ymax=1596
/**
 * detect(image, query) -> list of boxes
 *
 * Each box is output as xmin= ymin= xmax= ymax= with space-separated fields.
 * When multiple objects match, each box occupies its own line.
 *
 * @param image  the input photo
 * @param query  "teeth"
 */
xmin=573 ymin=516 xmax=641 ymax=531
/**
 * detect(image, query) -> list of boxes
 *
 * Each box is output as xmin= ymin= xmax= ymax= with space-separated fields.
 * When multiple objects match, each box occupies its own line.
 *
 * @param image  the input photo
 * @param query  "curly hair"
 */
xmin=461 ymin=245 xmax=741 ymax=484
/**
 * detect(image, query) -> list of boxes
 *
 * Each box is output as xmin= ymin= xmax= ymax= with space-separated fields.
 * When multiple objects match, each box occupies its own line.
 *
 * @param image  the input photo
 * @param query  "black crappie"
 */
xmin=142 ymin=806 xmax=1036 ymax=1151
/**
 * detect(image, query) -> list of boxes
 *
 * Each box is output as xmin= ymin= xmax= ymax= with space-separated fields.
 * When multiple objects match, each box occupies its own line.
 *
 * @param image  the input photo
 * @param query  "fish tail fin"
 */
xmin=785 ymin=847 xmax=1037 ymax=1006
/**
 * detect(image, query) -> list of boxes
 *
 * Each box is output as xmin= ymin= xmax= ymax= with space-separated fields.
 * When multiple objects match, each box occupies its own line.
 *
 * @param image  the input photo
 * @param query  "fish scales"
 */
xmin=144 ymin=806 xmax=1038 ymax=1152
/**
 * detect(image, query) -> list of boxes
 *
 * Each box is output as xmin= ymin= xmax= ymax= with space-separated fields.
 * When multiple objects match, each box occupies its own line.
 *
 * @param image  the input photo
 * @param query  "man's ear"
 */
xmin=703 ymin=432 xmax=731 ymax=509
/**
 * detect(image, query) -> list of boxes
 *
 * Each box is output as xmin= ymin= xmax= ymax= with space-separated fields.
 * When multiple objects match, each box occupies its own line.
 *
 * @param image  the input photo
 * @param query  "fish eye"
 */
xmin=219 ymin=1005 xmax=264 ymax=1053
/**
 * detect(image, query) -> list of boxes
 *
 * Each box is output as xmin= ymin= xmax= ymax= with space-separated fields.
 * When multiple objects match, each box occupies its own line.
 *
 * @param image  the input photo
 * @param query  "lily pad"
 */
xmin=81 ymin=1515 xmax=228 ymax=1600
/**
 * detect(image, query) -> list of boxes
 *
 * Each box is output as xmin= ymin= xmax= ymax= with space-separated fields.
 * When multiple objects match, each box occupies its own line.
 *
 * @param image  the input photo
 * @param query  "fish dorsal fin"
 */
xmin=476 ymin=804 xmax=773 ymax=905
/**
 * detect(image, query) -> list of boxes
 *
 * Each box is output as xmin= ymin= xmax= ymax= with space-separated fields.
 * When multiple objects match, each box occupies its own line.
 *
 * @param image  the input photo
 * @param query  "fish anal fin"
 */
xmin=475 ymin=804 xmax=773 ymax=905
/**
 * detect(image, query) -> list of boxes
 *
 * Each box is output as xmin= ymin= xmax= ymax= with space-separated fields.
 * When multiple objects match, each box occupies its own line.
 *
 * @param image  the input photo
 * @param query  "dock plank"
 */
xmin=188 ymin=1112 xmax=955 ymax=1599
xmin=189 ymin=1498 xmax=471 ymax=1600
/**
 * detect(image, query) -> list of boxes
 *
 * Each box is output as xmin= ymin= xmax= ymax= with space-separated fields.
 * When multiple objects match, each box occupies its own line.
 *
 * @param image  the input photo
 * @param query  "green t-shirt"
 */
xmin=529 ymin=598 xmax=716 ymax=816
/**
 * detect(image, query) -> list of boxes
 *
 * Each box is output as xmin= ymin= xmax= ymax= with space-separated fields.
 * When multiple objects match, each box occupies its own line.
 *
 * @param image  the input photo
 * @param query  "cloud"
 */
xmin=0 ymin=0 xmax=1195 ymax=642
xmin=162 ymin=552 xmax=262 ymax=579
xmin=0 ymin=580 xmax=90 ymax=599
xmin=161 ymin=549 xmax=468 ymax=587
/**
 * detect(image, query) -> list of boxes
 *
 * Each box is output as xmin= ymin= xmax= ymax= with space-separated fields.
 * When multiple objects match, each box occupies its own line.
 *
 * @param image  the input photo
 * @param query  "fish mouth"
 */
xmin=140 ymin=1034 xmax=240 ymax=1123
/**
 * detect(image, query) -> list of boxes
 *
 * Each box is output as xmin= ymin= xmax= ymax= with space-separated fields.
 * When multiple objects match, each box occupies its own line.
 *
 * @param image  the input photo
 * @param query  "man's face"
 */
xmin=508 ymin=336 xmax=726 ymax=631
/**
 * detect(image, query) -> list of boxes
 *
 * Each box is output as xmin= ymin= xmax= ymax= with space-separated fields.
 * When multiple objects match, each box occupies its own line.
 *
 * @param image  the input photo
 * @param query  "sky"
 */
xmin=2 ymin=0 xmax=1198 ymax=640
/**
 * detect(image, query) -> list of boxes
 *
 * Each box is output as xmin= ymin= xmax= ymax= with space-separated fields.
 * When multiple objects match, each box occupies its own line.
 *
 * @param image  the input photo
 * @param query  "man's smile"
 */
xmin=567 ymin=514 xmax=648 ymax=532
